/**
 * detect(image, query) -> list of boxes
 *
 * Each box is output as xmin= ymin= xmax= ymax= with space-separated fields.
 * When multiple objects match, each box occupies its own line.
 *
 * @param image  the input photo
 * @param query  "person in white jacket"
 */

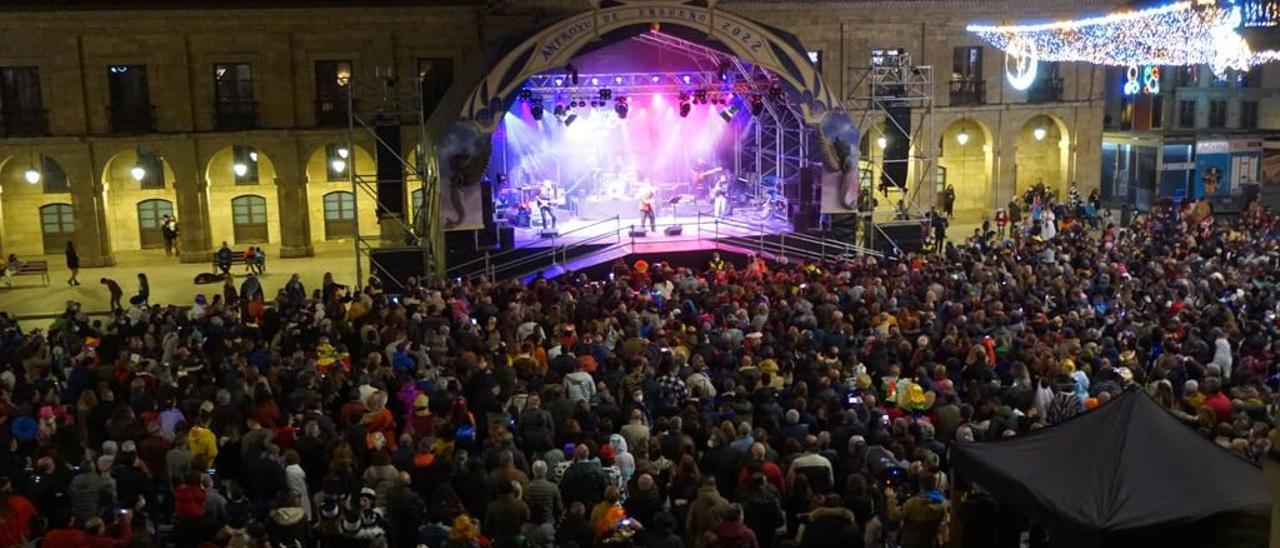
xmin=563 ymin=363 xmax=596 ymax=404
xmin=284 ymin=449 xmax=311 ymax=521
xmin=1212 ymin=329 xmax=1233 ymax=380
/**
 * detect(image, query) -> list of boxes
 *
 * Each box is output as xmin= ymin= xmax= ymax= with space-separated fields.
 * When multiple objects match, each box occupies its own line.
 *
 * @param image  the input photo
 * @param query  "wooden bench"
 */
xmin=211 ymin=251 xmax=266 ymax=274
xmin=12 ymin=260 xmax=49 ymax=286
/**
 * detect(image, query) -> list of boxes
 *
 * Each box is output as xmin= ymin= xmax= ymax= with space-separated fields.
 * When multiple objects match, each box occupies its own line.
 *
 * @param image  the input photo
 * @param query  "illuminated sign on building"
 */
xmin=1123 ymin=65 xmax=1161 ymax=96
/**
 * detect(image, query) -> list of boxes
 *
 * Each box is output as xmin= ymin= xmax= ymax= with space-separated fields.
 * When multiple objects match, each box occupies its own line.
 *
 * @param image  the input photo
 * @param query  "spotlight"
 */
xmin=615 ymin=76 xmax=624 ymax=85
xmin=679 ymin=101 xmax=691 ymax=118
xmin=599 ymin=88 xmax=612 ymax=100
xmin=532 ymin=101 xmax=544 ymax=121
xmin=682 ymin=75 xmax=692 ymax=85
xmin=651 ymin=75 xmax=661 ymax=83
xmin=554 ymin=78 xmax=564 ymax=86
xmin=615 ymin=100 xmax=629 ymax=119
xmin=749 ymin=94 xmax=764 ymax=116
xmin=23 ymin=168 xmax=39 ymax=184
xmin=131 ymin=166 xmax=146 ymax=181
xmin=554 ymin=104 xmax=566 ymax=118
xmin=591 ymin=77 xmax=600 ymax=86
xmin=567 ymin=63 xmax=579 ymax=85
xmin=233 ymin=163 xmax=248 ymax=177
xmin=564 ymin=113 xmax=577 ymax=127
xmin=1033 ymin=127 xmax=1047 ymax=141
xmin=956 ymin=130 xmax=970 ymax=146
xmin=577 ymin=100 xmax=586 ymax=108
xmin=877 ymin=136 xmax=887 ymax=150
xmin=695 ymin=89 xmax=708 ymax=104
xmin=520 ymin=88 xmax=532 ymax=100
xmin=719 ymin=104 xmax=739 ymax=123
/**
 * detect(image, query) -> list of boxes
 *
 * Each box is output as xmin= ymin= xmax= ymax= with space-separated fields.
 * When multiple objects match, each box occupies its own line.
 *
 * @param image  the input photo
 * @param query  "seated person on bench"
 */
xmin=215 ymin=242 xmax=233 ymax=276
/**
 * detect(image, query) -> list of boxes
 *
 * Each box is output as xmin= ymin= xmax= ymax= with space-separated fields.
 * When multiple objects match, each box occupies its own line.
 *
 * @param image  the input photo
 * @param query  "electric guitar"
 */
xmin=691 ymin=167 xmax=724 ymax=188
xmin=639 ymin=187 xmax=656 ymax=212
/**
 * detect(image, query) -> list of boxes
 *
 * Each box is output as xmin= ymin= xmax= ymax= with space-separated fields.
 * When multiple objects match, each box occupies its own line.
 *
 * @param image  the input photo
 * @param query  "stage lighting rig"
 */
xmin=532 ymin=98 xmax=544 ymax=120
xmin=564 ymin=113 xmax=578 ymax=126
xmin=599 ymin=88 xmax=612 ymax=100
xmin=520 ymin=88 xmax=532 ymax=100
xmin=749 ymin=94 xmax=764 ymax=116
xmin=553 ymin=104 xmax=566 ymax=118
xmin=695 ymin=89 xmax=708 ymax=104
xmin=615 ymin=97 xmax=629 ymax=119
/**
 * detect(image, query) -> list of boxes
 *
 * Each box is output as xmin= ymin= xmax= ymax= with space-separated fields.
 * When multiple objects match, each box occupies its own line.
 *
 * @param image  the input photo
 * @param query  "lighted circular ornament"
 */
xmin=1004 ymin=36 xmax=1038 ymax=91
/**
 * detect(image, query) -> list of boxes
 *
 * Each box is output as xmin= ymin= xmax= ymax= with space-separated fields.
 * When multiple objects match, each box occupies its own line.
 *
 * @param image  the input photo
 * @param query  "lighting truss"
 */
xmin=522 ymin=71 xmax=731 ymax=96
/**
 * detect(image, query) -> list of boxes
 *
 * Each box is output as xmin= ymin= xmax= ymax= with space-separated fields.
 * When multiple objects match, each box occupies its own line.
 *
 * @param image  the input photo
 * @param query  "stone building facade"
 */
xmin=0 ymin=0 xmax=1118 ymax=266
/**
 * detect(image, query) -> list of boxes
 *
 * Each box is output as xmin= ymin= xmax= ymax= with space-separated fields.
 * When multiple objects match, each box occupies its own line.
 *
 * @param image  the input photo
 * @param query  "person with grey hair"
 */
xmin=524 ymin=460 xmax=564 ymax=526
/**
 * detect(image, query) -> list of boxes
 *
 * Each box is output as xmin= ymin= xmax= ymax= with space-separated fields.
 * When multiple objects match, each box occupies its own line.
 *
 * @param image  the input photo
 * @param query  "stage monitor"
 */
xmin=375 ymin=121 xmax=405 ymax=219
xmin=880 ymin=106 xmax=911 ymax=191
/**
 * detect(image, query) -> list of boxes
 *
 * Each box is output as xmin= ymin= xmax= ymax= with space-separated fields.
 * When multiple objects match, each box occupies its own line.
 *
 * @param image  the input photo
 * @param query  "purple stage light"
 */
xmin=651 ymin=75 xmax=661 ymax=83
xmin=554 ymin=78 xmax=564 ymax=86
xmin=682 ymin=75 xmax=691 ymax=84
xmin=615 ymin=76 xmax=624 ymax=84
xmin=591 ymin=77 xmax=600 ymax=86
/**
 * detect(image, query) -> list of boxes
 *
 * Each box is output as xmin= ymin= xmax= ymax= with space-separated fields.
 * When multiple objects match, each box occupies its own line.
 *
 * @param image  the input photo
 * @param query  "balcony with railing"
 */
xmin=315 ymin=97 xmax=355 ymax=127
xmin=214 ymin=100 xmax=257 ymax=131
xmin=948 ymin=79 xmax=985 ymax=106
xmin=107 ymin=104 xmax=156 ymax=133
xmin=1027 ymin=77 xmax=1064 ymax=104
xmin=1 ymin=108 xmax=48 ymax=137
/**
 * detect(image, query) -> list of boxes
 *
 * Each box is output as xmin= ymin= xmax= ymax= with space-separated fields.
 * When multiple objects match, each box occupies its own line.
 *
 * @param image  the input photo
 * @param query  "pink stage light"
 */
xmin=650 ymin=75 xmax=660 ymax=83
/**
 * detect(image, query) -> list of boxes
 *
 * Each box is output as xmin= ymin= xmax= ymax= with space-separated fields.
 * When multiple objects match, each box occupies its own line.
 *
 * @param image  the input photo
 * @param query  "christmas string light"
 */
xmin=967 ymin=1 xmax=1279 ymax=75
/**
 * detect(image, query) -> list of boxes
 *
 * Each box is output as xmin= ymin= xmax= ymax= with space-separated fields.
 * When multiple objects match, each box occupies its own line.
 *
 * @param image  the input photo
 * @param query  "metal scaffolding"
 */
xmin=345 ymin=74 xmax=435 ymax=290
xmin=847 ymin=52 xmax=936 ymax=216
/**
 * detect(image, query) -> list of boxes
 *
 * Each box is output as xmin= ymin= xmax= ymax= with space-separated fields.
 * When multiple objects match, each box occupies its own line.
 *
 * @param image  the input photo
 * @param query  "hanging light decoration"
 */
xmin=131 ymin=166 xmax=147 ymax=181
xmin=967 ymin=1 xmax=1278 ymax=76
xmin=233 ymin=163 xmax=248 ymax=177
xmin=876 ymin=136 xmax=888 ymax=150
xmin=956 ymin=129 xmax=970 ymax=146
xmin=1033 ymin=127 xmax=1048 ymax=141
xmin=24 ymin=167 xmax=39 ymax=184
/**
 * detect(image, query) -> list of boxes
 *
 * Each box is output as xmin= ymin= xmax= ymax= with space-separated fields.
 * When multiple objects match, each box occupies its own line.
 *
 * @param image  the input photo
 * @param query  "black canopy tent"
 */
xmin=952 ymin=389 xmax=1271 ymax=548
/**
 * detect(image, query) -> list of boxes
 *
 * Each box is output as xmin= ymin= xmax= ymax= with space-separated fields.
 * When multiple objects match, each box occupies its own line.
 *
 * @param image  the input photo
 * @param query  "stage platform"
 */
xmin=511 ymin=211 xmax=791 ymax=249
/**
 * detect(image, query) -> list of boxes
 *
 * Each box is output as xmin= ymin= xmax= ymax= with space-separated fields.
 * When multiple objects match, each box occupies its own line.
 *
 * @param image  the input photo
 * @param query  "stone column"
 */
xmin=67 ymin=150 xmax=114 ymax=267
xmin=169 ymin=144 xmax=214 ymax=263
xmin=270 ymin=141 xmax=313 ymax=258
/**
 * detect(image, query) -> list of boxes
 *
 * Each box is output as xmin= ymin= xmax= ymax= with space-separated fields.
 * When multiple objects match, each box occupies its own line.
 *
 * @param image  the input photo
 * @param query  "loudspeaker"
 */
xmin=629 ymin=227 xmax=647 ymax=238
xmin=881 ymin=106 xmax=911 ymax=190
xmin=664 ymin=225 xmax=683 ymax=236
xmin=375 ymin=121 xmax=405 ymax=218
xmin=540 ymin=229 xmax=558 ymax=238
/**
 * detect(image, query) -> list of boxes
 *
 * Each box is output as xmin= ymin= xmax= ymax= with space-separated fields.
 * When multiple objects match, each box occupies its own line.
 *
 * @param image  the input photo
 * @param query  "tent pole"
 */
xmin=1265 ymin=459 xmax=1280 ymax=548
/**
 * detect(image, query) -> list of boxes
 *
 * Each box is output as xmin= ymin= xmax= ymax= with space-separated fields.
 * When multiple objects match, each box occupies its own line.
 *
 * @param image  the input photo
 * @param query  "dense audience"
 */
xmin=0 ymin=192 xmax=1276 ymax=548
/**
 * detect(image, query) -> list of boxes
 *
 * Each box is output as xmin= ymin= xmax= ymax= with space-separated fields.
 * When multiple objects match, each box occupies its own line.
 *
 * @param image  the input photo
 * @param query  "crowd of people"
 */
xmin=0 ymin=190 xmax=1275 ymax=548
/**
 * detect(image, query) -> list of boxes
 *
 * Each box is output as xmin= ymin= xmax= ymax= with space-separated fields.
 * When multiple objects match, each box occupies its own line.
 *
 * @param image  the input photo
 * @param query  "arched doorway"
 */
xmin=102 ymin=147 xmax=177 ymax=252
xmin=0 ymin=154 xmax=74 ymax=257
xmin=322 ymin=191 xmax=356 ymax=239
xmin=938 ymin=118 xmax=994 ymax=216
xmin=303 ymin=143 xmax=377 ymax=243
xmin=39 ymin=203 xmax=75 ymax=254
xmin=231 ymin=194 xmax=269 ymax=243
xmin=1015 ymin=114 xmax=1070 ymax=200
xmin=205 ymin=145 xmax=279 ymax=246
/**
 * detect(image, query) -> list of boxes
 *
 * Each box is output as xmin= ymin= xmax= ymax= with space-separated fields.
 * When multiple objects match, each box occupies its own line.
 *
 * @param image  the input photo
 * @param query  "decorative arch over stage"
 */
xmin=423 ymin=0 xmax=858 ymax=273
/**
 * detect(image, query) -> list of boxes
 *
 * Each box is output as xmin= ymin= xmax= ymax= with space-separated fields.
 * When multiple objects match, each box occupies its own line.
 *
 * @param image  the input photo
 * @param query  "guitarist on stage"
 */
xmin=537 ymin=179 xmax=558 ymax=229
xmin=638 ymin=179 xmax=657 ymax=232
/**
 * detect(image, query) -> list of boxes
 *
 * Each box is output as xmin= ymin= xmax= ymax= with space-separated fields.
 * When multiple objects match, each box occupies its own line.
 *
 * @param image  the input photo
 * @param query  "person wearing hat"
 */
xmin=342 ymin=487 xmax=387 ymax=542
xmin=69 ymin=457 xmax=115 ymax=523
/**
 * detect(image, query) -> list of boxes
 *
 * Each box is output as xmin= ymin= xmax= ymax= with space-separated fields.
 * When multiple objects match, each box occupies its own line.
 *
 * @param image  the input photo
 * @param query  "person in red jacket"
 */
xmin=173 ymin=475 xmax=208 ymax=519
xmin=41 ymin=514 xmax=133 ymax=548
xmin=1202 ymin=377 xmax=1233 ymax=423
xmin=0 ymin=479 xmax=37 ymax=547
xmin=706 ymin=504 xmax=759 ymax=548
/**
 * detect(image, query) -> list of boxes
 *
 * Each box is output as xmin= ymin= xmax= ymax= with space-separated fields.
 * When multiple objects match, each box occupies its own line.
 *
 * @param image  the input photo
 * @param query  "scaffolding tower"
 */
xmin=344 ymin=74 xmax=436 ymax=290
xmin=847 ymin=52 xmax=936 ymax=217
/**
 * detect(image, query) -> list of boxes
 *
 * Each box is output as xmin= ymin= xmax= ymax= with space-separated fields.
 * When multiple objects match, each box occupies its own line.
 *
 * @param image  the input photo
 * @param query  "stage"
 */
xmin=510 ymin=210 xmax=792 ymax=248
